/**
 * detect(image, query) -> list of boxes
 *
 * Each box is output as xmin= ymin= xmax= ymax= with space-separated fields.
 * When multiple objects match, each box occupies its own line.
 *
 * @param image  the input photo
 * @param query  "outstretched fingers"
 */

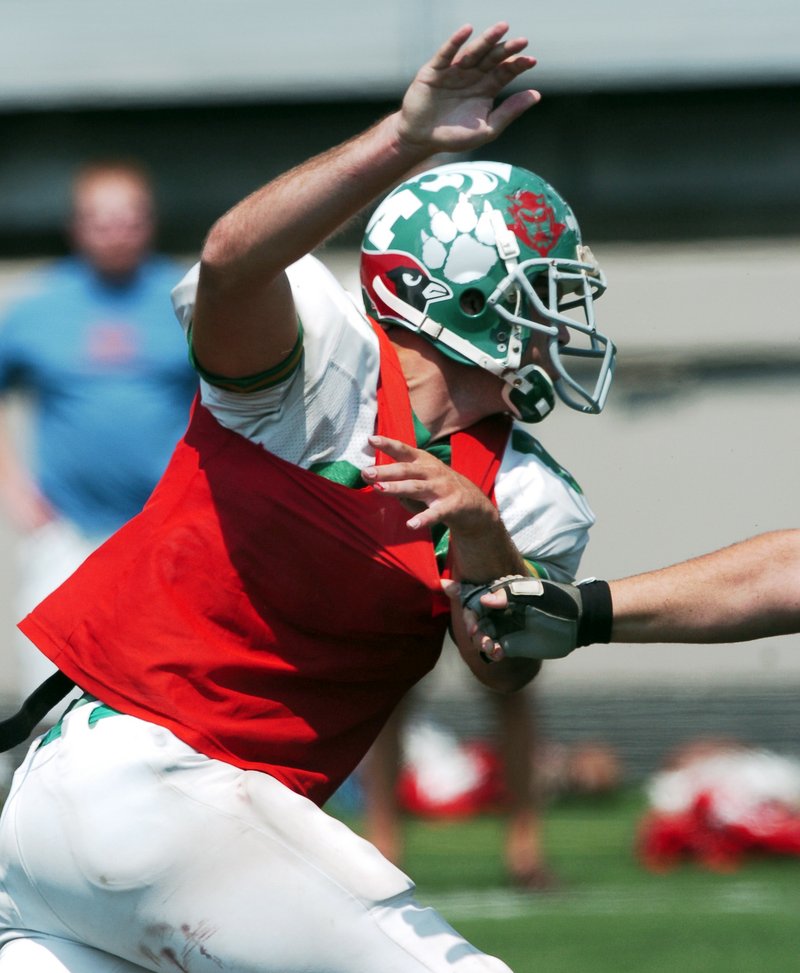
xmin=361 ymin=436 xmax=425 ymax=499
xmin=398 ymin=20 xmax=540 ymax=154
xmin=453 ymin=22 xmax=512 ymax=69
xmin=366 ymin=434 xmax=416 ymax=464
xmin=429 ymin=23 xmax=476 ymax=70
xmin=430 ymin=22 xmax=531 ymax=77
xmin=362 ymin=435 xmax=468 ymax=530
xmin=491 ymin=51 xmax=539 ymax=84
xmin=488 ymin=87 xmax=542 ymax=135
xmin=482 ymin=35 xmax=531 ymax=68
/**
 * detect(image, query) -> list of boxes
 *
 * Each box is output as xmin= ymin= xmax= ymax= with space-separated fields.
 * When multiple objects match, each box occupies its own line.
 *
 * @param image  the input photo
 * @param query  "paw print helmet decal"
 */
xmin=360 ymin=161 xmax=616 ymax=421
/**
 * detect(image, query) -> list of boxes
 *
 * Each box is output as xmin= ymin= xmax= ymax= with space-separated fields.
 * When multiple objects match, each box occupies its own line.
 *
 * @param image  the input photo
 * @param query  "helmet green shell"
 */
xmin=360 ymin=161 xmax=615 ymax=418
xmin=361 ymin=161 xmax=582 ymax=366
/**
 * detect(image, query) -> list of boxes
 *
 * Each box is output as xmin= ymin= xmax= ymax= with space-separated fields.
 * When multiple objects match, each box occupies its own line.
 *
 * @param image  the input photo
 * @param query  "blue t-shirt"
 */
xmin=0 ymin=256 xmax=198 ymax=536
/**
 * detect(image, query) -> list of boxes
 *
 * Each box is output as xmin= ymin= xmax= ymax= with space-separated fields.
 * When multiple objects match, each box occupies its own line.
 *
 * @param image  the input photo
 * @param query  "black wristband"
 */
xmin=576 ymin=579 xmax=613 ymax=646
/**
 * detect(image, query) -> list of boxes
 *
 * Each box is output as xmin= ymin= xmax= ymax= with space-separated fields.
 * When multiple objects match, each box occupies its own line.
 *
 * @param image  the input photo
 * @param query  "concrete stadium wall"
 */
xmin=2 ymin=0 xmax=798 ymax=109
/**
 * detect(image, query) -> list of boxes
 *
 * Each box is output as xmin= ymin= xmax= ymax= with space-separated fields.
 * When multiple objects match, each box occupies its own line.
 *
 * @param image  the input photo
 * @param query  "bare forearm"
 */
xmin=200 ymin=114 xmax=422 ymax=288
xmin=449 ymin=506 xmax=528 ymax=586
xmin=461 ymin=530 xmax=800 ymax=664
xmin=193 ymin=115 xmax=430 ymax=377
xmin=192 ymin=22 xmax=541 ymax=379
xmin=610 ymin=530 xmax=800 ymax=643
xmin=199 ymin=16 xmax=540 ymax=299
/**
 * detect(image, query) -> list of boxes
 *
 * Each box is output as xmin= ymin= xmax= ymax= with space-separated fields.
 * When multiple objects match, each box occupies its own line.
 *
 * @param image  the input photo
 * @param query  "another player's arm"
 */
xmin=465 ymin=529 xmax=800 ymax=659
xmin=609 ymin=529 xmax=800 ymax=643
xmin=191 ymin=22 xmax=539 ymax=380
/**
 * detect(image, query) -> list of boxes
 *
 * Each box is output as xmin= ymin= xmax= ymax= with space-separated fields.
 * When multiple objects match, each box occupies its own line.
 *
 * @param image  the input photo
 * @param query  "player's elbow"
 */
xmin=199 ymin=215 xmax=243 ymax=285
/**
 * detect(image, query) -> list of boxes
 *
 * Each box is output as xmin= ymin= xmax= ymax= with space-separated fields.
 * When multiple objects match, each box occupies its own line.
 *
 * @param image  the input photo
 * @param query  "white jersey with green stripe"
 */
xmin=171 ymin=255 xmax=595 ymax=582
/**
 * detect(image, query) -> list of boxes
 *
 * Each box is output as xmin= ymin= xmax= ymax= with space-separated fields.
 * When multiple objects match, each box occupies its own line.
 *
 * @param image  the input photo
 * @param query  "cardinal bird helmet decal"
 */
xmin=360 ymin=161 xmax=616 ymax=420
xmin=362 ymin=251 xmax=452 ymax=326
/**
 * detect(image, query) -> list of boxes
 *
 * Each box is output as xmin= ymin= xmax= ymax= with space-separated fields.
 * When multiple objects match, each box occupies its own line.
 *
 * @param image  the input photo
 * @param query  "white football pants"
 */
xmin=0 ymin=702 xmax=513 ymax=973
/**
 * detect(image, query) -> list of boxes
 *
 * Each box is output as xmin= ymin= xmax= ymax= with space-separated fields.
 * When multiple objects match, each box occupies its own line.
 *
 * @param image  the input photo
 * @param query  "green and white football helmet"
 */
xmin=360 ymin=161 xmax=615 ymax=422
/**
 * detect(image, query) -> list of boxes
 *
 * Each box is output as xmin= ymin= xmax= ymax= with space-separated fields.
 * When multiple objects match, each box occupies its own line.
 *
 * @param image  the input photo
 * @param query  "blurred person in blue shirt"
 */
xmin=0 ymin=159 xmax=197 ymax=705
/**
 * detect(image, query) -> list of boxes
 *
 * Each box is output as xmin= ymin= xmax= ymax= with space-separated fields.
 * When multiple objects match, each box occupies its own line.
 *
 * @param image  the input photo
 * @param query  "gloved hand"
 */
xmin=460 ymin=575 xmax=612 ymax=661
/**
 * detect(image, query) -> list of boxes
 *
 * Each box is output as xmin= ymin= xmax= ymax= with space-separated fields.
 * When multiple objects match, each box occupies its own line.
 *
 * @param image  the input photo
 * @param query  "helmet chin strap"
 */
xmin=502 ymin=365 xmax=555 ymax=423
xmin=488 ymin=210 xmax=556 ymax=423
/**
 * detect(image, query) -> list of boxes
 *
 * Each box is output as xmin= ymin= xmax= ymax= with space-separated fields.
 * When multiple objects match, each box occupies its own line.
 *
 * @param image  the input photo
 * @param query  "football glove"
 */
xmin=461 ymin=575 xmax=612 ymax=660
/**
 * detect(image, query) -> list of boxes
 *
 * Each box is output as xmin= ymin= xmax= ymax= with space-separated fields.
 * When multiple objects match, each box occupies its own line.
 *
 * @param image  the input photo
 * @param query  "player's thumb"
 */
xmin=440 ymin=579 xmax=461 ymax=601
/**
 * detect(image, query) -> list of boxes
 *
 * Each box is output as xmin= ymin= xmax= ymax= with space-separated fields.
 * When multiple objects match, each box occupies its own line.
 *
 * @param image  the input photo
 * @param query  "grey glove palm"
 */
xmin=461 ymin=576 xmax=583 ymax=660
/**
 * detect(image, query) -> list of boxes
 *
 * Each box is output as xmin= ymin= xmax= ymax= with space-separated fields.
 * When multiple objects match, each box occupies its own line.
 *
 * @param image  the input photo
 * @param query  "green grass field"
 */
xmin=340 ymin=790 xmax=800 ymax=973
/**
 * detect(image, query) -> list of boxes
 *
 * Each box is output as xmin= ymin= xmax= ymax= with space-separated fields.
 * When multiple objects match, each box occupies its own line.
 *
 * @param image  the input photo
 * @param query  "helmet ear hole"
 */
xmin=459 ymin=288 xmax=486 ymax=317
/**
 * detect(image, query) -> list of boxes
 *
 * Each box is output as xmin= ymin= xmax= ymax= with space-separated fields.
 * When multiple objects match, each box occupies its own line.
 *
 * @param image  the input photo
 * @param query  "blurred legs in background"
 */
xmin=361 ymin=684 xmax=557 ymax=891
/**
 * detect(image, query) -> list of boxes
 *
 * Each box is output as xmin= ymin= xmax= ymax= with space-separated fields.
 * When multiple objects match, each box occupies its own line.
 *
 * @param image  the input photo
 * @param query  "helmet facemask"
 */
xmin=490 ymin=248 xmax=616 ymax=415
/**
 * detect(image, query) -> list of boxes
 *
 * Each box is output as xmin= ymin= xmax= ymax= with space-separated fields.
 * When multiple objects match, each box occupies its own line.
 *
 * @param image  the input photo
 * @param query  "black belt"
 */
xmin=0 ymin=671 xmax=76 ymax=752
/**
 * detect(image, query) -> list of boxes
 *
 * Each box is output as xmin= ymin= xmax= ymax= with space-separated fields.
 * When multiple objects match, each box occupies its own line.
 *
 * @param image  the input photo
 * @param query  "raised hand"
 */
xmin=194 ymin=22 xmax=541 ymax=385
xmin=398 ymin=22 xmax=540 ymax=154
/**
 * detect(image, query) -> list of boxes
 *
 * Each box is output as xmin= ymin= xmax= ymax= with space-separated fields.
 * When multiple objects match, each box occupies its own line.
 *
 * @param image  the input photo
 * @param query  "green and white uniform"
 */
xmin=173 ymin=254 xmax=595 ymax=582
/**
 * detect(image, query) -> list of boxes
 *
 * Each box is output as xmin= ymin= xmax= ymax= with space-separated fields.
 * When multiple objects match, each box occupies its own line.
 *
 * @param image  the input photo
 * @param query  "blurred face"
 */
xmin=522 ymin=322 xmax=570 ymax=382
xmin=71 ymin=172 xmax=154 ymax=279
xmin=520 ymin=283 xmax=570 ymax=382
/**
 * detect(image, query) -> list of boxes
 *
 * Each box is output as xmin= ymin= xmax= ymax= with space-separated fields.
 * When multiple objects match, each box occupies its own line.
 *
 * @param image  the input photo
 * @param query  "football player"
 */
xmin=0 ymin=22 xmax=615 ymax=973
xmin=358 ymin=158 xmax=614 ymax=888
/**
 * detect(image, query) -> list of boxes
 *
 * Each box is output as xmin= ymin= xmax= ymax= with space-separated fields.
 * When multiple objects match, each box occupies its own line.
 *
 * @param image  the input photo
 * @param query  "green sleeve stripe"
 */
xmin=187 ymin=321 xmax=304 ymax=392
xmin=524 ymin=559 xmax=549 ymax=579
